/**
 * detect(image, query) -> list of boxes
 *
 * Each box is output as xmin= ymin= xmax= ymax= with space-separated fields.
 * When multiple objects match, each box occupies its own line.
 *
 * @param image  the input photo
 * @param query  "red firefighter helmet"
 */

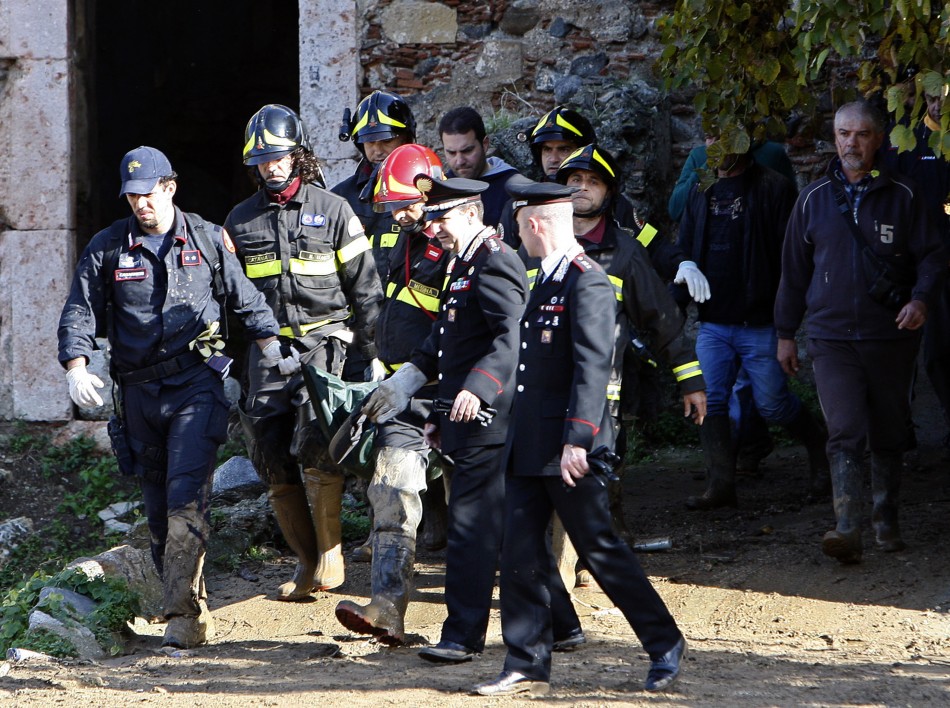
xmin=372 ymin=143 xmax=444 ymax=213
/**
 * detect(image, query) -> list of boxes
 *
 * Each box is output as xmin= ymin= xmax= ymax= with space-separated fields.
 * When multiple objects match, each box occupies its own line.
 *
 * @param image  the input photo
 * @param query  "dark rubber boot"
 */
xmin=783 ymin=408 xmax=831 ymax=500
xmin=871 ymin=452 xmax=906 ymax=552
xmin=686 ymin=415 xmax=738 ymax=510
xmin=821 ymin=452 xmax=863 ymax=564
xmin=335 ymin=532 xmax=414 ymax=646
xmin=419 ymin=475 xmax=448 ymax=552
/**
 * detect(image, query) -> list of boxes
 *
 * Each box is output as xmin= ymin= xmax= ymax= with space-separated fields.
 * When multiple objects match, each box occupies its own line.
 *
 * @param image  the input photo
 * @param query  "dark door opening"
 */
xmin=78 ymin=0 xmax=299 ymax=246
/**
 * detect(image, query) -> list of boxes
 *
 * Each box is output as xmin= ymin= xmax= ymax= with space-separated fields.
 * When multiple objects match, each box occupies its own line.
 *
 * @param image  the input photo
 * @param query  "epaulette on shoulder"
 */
xmin=571 ymin=253 xmax=599 ymax=271
xmin=485 ymin=237 xmax=501 ymax=253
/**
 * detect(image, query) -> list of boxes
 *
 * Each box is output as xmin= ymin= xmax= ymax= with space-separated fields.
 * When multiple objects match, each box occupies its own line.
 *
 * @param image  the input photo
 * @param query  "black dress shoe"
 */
xmin=418 ymin=640 xmax=477 ymax=664
xmin=644 ymin=636 xmax=686 ymax=692
xmin=473 ymin=671 xmax=550 ymax=697
xmin=552 ymin=628 xmax=587 ymax=652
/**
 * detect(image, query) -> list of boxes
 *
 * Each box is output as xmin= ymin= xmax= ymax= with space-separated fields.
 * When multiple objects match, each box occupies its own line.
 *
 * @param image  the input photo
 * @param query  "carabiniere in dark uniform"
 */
xmin=477 ymin=177 xmax=686 ymax=697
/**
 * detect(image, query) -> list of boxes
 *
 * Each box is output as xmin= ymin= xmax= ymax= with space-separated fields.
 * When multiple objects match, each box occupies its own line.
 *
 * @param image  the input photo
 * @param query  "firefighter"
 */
xmin=225 ymin=104 xmax=381 ymax=601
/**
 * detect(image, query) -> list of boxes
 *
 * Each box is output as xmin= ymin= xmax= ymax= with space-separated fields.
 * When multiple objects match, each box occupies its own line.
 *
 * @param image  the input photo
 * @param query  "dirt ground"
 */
xmin=3 ymin=386 xmax=950 ymax=706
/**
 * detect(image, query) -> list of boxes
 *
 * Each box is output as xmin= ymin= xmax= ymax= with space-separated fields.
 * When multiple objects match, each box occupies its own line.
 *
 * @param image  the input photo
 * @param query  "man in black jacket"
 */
xmin=776 ymin=100 xmax=946 ymax=564
xmin=472 ymin=177 xmax=691 ymax=697
xmin=363 ymin=177 xmax=587 ymax=664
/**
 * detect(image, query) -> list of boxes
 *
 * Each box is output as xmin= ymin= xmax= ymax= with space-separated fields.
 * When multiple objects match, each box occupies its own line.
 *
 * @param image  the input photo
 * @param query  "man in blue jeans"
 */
xmin=677 ymin=146 xmax=828 ymax=509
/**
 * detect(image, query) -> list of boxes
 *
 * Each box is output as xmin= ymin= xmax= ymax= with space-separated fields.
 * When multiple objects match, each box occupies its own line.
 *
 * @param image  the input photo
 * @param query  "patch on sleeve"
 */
xmin=221 ymin=229 xmax=236 ymax=253
xmin=348 ymin=214 xmax=365 ymax=237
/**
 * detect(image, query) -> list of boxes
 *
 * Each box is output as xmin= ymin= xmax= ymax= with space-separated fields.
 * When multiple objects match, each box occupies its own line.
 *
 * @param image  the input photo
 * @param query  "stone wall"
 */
xmin=0 ymin=1 xmax=73 ymax=420
xmin=316 ymin=0 xmax=829 ymax=223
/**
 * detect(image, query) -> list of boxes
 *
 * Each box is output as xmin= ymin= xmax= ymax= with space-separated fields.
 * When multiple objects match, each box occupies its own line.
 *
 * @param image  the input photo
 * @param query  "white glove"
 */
xmin=674 ymin=260 xmax=712 ymax=303
xmin=66 ymin=366 xmax=104 ymax=408
xmin=362 ymin=362 xmax=428 ymax=423
xmin=260 ymin=340 xmax=301 ymax=375
xmin=365 ymin=358 xmax=388 ymax=382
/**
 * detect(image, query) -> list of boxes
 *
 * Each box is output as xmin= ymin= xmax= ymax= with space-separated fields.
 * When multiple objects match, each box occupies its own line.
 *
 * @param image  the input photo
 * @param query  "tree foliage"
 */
xmin=656 ymin=1 xmax=950 ymax=166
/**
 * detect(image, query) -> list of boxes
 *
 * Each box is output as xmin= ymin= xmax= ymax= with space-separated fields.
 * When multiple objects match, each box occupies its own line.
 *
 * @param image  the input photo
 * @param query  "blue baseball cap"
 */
xmin=118 ymin=146 xmax=173 ymax=196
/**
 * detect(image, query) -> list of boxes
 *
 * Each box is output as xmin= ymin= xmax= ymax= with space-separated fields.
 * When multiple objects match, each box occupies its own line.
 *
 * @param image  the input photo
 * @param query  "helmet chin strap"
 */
xmin=260 ymin=163 xmax=300 ymax=193
xmin=403 ymin=217 xmax=425 ymax=234
xmin=573 ymin=196 xmax=612 ymax=220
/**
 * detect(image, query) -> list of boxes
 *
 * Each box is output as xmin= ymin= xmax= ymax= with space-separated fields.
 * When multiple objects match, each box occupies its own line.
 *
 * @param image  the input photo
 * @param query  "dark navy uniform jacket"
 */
xmin=376 ymin=229 xmax=452 ymax=368
xmin=505 ymin=250 xmax=616 ymax=477
xmin=411 ymin=229 xmax=528 ymax=455
xmin=331 ymin=160 xmax=401 ymax=285
xmin=58 ymin=207 xmax=278 ymax=380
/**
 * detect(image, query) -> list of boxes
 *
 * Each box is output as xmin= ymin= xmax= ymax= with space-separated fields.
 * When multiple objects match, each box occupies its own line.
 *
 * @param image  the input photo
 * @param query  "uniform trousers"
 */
xmin=439 ymin=443 xmax=580 ymax=652
xmin=500 ymin=474 xmax=681 ymax=682
xmin=125 ymin=368 xmax=227 ymax=575
xmin=808 ymin=337 xmax=920 ymax=457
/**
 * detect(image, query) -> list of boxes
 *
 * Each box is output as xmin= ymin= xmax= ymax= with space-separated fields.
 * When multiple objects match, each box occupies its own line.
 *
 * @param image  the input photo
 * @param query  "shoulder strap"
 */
xmin=184 ymin=213 xmax=229 ymax=339
xmin=831 ymin=184 xmax=874 ymax=253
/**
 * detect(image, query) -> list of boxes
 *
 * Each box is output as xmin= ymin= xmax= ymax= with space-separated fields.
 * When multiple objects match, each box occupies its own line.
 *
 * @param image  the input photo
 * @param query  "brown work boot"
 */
xmin=303 ymin=469 xmax=345 ymax=590
xmin=822 ymin=452 xmax=864 ymax=564
xmin=268 ymin=484 xmax=320 ymax=600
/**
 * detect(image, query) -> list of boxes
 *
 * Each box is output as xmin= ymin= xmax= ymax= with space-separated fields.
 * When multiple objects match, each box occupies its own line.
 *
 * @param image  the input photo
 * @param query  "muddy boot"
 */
xmin=351 ymin=506 xmax=374 ymax=563
xmin=552 ymin=514 xmax=579 ymax=592
xmin=162 ymin=503 xmax=215 ymax=649
xmin=268 ymin=484 xmax=320 ymax=601
xmin=303 ymin=469 xmax=345 ymax=590
xmin=871 ymin=452 xmax=906 ymax=552
xmin=821 ymin=452 xmax=864 ymax=564
xmin=336 ymin=532 xmax=414 ymax=646
xmin=419 ymin=473 xmax=449 ymax=552
xmin=783 ymin=408 xmax=831 ymax=500
xmin=686 ymin=415 xmax=738 ymax=510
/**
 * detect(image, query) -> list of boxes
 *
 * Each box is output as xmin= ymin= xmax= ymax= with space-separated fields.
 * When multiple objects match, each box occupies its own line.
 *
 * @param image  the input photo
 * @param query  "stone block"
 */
xmin=0 ymin=230 xmax=74 ymax=421
xmin=27 ymin=610 xmax=105 ymax=660
xmin=38 ymin=587 xmax=98 ymax=619
xmin=474 ymin=40 xmax=523 ymax=85
xmin=0 ymin=516 xmax=33 ymax=568
xmin=211 ymin=456 xmax=266 ymax=503
xmin=69 ymin=545 xmax=163 ymax=621
xmin=558 ymin=1 xmax=636 ymax=43
xmin=299 ymin=1 xmax=358 ymax=180
xmin=380 ymin=1 xmax=457 ymax=44
xmin=0 ymin=59 xmax=72 ymax=231
xmin=500 ymin=0 xmax=540 ymax=36
xmin=0 ymin=0 xmax=68 ymax=58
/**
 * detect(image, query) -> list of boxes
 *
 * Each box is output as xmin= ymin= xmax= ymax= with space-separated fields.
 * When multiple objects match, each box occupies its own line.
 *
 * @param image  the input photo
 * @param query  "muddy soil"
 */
xmin=2 ymin=388 xmax=950 ymax=706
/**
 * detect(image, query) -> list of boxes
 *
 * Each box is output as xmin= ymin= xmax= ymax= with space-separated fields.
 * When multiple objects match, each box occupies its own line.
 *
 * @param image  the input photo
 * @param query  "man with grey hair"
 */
xmin=775 ymin=100 xmax=946 ymax=564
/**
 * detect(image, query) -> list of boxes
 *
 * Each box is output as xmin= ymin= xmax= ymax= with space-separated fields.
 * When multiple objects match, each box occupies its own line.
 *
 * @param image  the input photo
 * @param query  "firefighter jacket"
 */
xmin=504 ymin=251 xmax=616 ymax=476
xmin=581 ymin=219 xmax=705 ymax=412
xmin=331 ymin=160 xmax=401 ymax=285
xmin=376 ymin=228 xmax=452 ymax=368
xmin=224 ymin=181 xmax=380 ymax=359
xmin=58 ymin=207 xmax=278 ymax=379
xmin=411 ymin=229 xmax=528 ymax=454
